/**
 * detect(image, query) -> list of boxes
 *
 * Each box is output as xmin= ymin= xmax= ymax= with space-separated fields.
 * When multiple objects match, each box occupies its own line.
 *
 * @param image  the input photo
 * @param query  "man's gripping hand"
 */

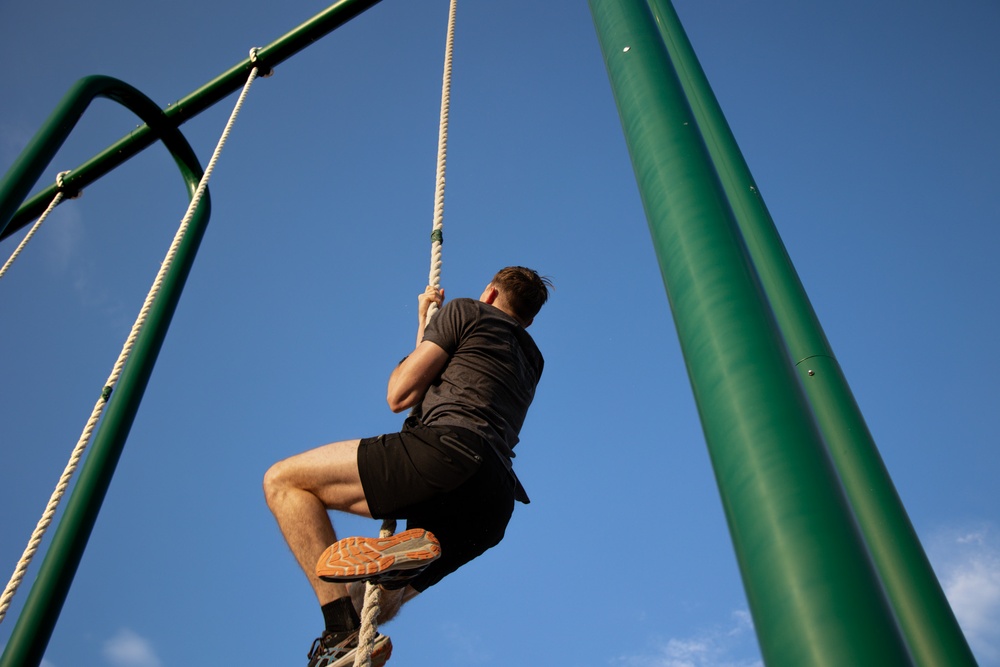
xmin=417 ymin=285 xmax=445 ymax=345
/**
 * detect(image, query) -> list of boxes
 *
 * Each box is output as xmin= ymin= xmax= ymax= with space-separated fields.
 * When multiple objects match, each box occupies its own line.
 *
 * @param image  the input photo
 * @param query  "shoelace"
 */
xmin=307 ymin=636 xmax=324 ymax=660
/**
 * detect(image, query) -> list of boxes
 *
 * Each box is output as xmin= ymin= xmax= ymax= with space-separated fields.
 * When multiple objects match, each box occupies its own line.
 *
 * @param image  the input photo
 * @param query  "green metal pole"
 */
xmin=0 ymin=4 xmax=392 ymax=662
xmin=643 ymin=2 xmax=977 ymax=664
xmin=0 ymin=76 xmax=209 ymax=667
xmin=1 ymin=0 xmax=385 ymax=241
xmin=588 ymin=1 xmax=913 ymax=665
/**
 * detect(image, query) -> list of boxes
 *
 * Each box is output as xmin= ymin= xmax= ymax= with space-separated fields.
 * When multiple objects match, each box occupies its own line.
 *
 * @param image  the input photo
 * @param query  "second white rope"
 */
xmin=0 ymin=57 xmax=263 ymax=626
xmin=0 ymin=171 xmax=74 ymax=281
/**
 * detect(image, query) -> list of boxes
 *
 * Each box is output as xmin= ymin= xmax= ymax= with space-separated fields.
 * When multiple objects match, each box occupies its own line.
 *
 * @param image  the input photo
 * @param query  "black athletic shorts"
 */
xmin=357 ymin=417 xmax=516 ymax=591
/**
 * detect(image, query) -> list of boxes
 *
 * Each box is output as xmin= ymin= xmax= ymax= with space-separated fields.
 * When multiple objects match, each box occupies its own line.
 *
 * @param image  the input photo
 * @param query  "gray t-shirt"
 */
xmin=417 ymin=298 xmax=544 ymax=466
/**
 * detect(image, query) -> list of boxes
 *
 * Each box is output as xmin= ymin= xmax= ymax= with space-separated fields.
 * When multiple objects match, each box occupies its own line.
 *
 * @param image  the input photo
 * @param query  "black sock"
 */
xmin=321 ymin=597 xmax=360 ymax=637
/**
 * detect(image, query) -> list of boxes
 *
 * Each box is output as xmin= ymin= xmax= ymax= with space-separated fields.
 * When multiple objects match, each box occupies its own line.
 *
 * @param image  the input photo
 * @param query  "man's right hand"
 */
xmin=417 ymin=285 xmax=445 ymax=342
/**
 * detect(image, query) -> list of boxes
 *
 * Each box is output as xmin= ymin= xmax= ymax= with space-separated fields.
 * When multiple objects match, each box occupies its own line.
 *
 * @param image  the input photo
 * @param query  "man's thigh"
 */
xmin=278 ymin=439 xmax=370 ymax=516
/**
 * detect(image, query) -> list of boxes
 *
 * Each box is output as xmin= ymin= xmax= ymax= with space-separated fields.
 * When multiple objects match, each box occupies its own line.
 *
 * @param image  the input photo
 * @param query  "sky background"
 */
xmin=1 ymin=0 xmax=999 ymax=665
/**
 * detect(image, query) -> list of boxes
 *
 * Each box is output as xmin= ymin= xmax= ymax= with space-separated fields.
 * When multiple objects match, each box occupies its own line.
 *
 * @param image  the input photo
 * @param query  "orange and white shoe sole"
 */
xmin=316 ymin=528 xmax=441 ymax=583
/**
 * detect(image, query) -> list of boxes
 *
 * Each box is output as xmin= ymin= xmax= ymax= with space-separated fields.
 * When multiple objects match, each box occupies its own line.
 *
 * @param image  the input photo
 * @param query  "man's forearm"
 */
xmin=386 ymin=340 xmax=449 ymax=413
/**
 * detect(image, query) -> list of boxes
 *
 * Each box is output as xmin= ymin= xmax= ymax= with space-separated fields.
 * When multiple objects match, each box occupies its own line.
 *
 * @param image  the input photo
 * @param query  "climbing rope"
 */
xmin=0 ymin=171 xmax=77 ymax=281
xmin=352 ymin=3 xmax=458 ymax=665
xmin=0 ymin=50 xmax=266 ymax=626
xmin=354 ymin=519 xmax=397 ymax=666
xmin=423 ymin=0 xmax=457 ymax=326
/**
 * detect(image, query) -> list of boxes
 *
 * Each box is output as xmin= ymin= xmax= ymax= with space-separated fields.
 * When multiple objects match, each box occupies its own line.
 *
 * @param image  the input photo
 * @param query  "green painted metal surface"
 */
xmin=588 ymin=0 xmax=914 ymax=664
xmin=0 ymin=3 xmax=387 ymax=665
xmin=1 ymin=0 xmax=384 ymax=242
xmin=0 ymin=76 xmax=209 ymax=667
xmin=643 ymin=1 xmax=977 ymax=664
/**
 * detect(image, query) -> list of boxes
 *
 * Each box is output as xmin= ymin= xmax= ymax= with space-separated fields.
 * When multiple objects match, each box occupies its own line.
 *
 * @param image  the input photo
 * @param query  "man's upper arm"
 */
xmin=386 ymin=340 xmax=449 ymax=413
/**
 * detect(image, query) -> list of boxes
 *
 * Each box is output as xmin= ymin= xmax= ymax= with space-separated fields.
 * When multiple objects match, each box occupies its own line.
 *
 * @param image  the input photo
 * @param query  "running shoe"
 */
xmin=316 ymin=528 xmax=441 ymax=588
xmin=306 ymin=629 xmax=391 ymax=667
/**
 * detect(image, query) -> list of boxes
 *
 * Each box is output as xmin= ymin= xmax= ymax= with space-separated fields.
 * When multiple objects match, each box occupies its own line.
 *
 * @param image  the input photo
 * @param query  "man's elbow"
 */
xmin=386 ymin=391 xmax=414 ymax=414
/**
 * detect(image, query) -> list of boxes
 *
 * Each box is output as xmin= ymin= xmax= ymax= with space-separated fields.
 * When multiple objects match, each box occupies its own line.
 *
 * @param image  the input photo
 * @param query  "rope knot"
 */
xmin=56 ymin=170 xmax=82 ymax=200
xmin=249 ymin=48 xmax=274 ymax=78
xmin=430 ymin=228 xmax=443 ymax=244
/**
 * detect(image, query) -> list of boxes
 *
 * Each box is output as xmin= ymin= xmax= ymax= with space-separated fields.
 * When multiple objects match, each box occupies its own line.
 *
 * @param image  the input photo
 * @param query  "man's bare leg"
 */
xmin=263 ymin=439 xmax=371 ymax=605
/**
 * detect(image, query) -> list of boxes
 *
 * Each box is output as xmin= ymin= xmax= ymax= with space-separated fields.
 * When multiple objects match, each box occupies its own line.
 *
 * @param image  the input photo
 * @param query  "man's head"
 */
xmin=480 ymin=266 xmax=552 ymax=327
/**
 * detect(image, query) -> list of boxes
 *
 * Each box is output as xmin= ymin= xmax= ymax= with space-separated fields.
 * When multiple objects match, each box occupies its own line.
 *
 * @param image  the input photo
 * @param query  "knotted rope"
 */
xmin=0 ymin=171 xmax=77 ymax=281
xmin=352 ymin=3 xmax=458 ymax=665
xmin=0 ymin=50 xmax=265 ymax=626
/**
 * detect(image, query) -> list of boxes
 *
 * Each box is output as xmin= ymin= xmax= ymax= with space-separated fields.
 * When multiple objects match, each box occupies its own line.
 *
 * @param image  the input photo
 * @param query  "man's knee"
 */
xmin=262 ymin=460 xmax=288 ymax=509
xmin=263 ymin=456 xmax=308 ymax=510
xmin=263 ymin=441 xmax=369 ymax=515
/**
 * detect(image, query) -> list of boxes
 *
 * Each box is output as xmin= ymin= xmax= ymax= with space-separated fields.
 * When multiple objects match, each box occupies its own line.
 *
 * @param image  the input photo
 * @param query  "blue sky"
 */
xmin=1 ymin=0 xmax=998 ymax=665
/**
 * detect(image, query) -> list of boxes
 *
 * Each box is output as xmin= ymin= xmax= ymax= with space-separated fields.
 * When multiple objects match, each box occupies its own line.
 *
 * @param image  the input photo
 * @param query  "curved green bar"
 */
xmin=588 ymin=1 xmax=913 ymax=664
xmin=0 ymin=75 xmax=209 ymax=667
xmin=0 ymin=3 xmax=386 ymax=664
xmin=644 ymin=1 xmax=977 ymax=664
xmin=1 ymin=0 xmax=384 ymax=241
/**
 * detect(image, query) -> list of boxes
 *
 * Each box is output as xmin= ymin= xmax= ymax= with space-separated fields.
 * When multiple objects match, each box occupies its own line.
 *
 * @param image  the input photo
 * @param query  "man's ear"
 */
xmin=482 ymin=285 xmax=499 ymax=304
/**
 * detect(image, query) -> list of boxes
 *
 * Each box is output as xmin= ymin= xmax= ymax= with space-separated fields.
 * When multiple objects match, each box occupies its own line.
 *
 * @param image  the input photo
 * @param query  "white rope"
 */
xmin=423 ymin=0 xmax=458 ymax=326
xmin=0 ymin=53 xmax=264 ymax=626
xmin=354 ymin=519 xmax=396 ymax=667
xmin=353 ymin=3 xmax=458 ymax=664
xmin=0 ymin=171 xmax=75 ymax=281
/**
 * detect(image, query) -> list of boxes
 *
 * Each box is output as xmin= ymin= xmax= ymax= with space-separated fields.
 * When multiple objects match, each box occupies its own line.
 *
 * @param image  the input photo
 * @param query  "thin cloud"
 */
xmin=43 ymin=205 xmax=85 ymax=274
xmin=612 ymin=609 xmax=762 ymax=667
xmin=440 ymin=621 xmax=494 ymax=664
xmin=38 ymin=205 xmax=137 ymax=334
xmin=1 ymin=122 xmax=33 ymax=167
xmin=102 ymin=628 xmax=162 ymax=667
xmin=930 ymin=524 xmax=1000 ymax=666
xmin=611 ymin=525 xmax=1000 ymax=667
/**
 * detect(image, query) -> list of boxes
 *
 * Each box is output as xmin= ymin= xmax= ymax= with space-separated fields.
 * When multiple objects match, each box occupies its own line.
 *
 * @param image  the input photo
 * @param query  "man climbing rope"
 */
xmin=264 ymin=266 xmax=551 ymax=667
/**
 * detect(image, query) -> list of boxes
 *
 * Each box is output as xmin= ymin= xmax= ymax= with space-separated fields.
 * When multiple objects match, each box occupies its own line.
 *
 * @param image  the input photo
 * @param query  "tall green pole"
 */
xmin=588 ymin=1 xmax=913 ymax=665
xmin=0 ymin=76 xmax=210 ymax=667
xmin=643 ymin=1 xmax=977 ymax=664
